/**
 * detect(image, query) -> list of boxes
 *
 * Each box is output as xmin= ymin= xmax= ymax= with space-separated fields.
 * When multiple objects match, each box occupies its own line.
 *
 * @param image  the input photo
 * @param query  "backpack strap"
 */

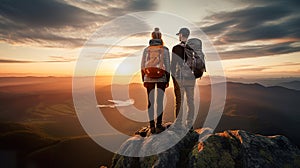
xmin=159 ymin=46 xmax=164 ymax=69
xmin=182 ymin=43 xmax=187 ymax=63
xmin=146 ymin=46 xmax=151 ymax=61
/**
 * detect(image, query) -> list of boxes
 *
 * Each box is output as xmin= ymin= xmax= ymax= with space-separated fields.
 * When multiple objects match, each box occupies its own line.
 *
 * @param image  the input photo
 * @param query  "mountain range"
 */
xmin=277 ymin=80 xmax=300 ymax=91
xmin=0 ymin=77 xmax=299 ymax=167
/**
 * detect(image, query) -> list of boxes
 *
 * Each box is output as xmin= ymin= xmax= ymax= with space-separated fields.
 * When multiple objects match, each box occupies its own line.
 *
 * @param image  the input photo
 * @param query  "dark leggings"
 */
xmin=145 ymin=82 xmax=166 ymax=127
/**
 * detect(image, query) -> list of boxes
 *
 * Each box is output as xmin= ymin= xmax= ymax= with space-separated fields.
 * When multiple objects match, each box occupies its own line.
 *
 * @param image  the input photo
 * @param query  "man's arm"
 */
xmin=163 ymin=47 xmax=170 ymax=83
xmin=171 ymin=45 xmax=181 ymax=78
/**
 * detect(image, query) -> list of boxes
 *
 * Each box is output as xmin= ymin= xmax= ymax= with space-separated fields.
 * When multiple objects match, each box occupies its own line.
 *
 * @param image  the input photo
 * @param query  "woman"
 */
xmin=141 ymin=28 xmax=170 ymax=134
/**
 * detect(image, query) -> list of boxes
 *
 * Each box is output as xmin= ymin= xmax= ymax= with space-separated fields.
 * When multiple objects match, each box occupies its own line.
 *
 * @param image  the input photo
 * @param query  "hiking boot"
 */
xmin=156 ymin=124 xmax=166 ymax=133
xmin=150 ymin=126 xmax=156 ymax=134
xmin=189 ymin=126 xmax=194 ymax=132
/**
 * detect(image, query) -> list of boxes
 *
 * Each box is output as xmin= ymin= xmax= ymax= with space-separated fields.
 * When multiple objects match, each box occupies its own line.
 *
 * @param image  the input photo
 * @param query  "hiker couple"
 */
xmin=141 ymin=27 xmax=206 ymax=134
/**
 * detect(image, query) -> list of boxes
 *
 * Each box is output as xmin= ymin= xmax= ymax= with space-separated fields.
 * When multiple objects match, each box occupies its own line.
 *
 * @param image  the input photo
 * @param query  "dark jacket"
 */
xmin=171 ymin=41 xmax=195 ymax=86
xmin=171 ymin=42 xmax=185 ymax=77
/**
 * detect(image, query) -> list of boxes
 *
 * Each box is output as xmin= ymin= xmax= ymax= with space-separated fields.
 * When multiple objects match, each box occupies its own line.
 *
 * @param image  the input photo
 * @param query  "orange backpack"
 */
xmin=144 ymin=45 xmax=165 ymax=78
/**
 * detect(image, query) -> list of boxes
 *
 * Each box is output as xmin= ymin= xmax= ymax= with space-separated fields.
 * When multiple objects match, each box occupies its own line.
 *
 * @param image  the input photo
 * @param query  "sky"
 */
xmin=0 ymin=0 xmax=300 ymax=78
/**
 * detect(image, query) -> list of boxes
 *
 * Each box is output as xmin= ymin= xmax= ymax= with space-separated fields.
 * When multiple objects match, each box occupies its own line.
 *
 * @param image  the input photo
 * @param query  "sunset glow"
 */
xmin=0 ymin=0 xmax=299 ymax=79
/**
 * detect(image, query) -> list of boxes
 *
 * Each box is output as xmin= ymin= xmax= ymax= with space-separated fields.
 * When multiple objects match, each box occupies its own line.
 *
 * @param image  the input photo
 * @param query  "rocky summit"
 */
xmin=111 ymin=126 xmax=300 ymax=168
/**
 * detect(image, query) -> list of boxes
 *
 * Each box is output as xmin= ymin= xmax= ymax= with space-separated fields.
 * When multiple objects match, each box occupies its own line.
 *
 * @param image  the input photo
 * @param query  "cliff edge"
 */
xmin=111 ymin=126 xmax=300 ymax=168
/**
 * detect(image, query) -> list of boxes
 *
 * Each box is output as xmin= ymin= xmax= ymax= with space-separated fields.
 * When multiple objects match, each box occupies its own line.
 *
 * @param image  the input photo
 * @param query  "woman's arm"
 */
xmin=141 ymin=48 xmax=147 ymax=82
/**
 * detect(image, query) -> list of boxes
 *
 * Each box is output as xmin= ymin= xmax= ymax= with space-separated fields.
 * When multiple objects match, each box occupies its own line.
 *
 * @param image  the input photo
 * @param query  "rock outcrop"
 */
xmin=111 ymin=126 xmax=300 ymax=168
xmin=189 ymin=130 xmax=300 ymax=168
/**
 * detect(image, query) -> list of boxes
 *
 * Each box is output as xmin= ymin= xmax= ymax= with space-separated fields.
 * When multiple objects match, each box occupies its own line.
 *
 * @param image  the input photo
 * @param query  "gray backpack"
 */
xmin=181 ymin=38 xmax=206 ymax=79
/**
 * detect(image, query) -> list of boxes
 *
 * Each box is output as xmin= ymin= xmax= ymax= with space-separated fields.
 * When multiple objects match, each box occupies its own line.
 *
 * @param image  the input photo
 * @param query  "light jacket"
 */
xmin=141 ymin=39 xmax=170 ymax=83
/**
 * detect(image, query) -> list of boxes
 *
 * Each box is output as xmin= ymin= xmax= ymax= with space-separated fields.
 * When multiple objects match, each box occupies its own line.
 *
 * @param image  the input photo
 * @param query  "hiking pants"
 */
xmin=145 ymin=82 xmax=167 ymax=127
xmin=173 ymin=77 xmax=195 ymax=127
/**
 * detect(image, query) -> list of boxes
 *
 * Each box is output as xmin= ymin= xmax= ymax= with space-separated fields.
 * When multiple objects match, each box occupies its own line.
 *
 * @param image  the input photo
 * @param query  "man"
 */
xmin=171 ymin=28 xmax=195 ymax=130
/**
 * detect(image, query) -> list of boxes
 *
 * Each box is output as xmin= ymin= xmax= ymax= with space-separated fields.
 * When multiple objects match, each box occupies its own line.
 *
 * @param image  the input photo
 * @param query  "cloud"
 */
xmin=126 ymin=0 xmax=157 ymax=11
xmin=101 ymin=52 xmax=140 ymax=59
xmin=48 ymin=56 xmax=76 ymax=62
xmin=0 ymin=0 xmax=106 ymax=28
xmin=93 ymin=0 xmax=157 ymax=16
xmin=121 ymin=45 xmax=147 ymax=50
xmin=0 ymin=26 xmax=87 ymax=48
xmin=0 ymin=0 xmax=106 ymax=47
xmin=200 ymin=0 xmax=300 ymax=59
xmin=228 ymin=67 xmax=267 ymax=72
xmin=64 ymin=0 xmax=157 ymax=16
xmin=86 ymin=42 xmax=146 ymax=50
xmin=227 ymin=62 xmax=300 ymax=73
xmin=0 ymin=56 xmax=75 ymax=63
xmin=218 ymin=41 xmax=300 ymax=59
xmin=277 ymin=62 xmax=300 ymax=67
xmin=86 ymin=50 xmax=142 ymax=60
xmin=0 ymin=0 xmax=157 ymax=48
xmin=0 ymin=59 xmax=33 ymax=63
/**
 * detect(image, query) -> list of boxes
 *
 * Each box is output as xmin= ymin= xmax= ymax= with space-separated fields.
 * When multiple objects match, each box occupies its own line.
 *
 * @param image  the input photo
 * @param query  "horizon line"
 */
xmin=0 ymin=75 xmax=300 ymax=80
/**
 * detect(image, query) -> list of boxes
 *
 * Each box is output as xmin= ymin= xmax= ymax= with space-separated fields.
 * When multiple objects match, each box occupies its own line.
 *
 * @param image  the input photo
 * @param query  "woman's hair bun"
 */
xmin=151 ymin=27 xmax=162 ymax=40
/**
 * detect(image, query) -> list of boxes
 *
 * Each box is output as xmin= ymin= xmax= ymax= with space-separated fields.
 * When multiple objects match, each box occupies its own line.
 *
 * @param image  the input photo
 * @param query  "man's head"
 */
xmin=176 ymin=28 xmax=190 ymax=42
